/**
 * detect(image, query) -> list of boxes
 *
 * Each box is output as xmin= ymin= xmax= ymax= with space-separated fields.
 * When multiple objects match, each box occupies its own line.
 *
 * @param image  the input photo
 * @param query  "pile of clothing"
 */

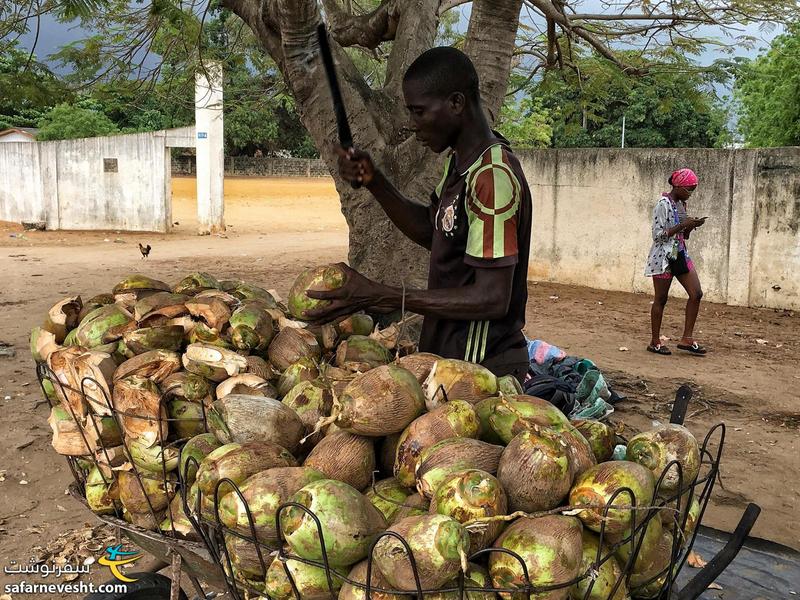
xmin=522 ymin=340 xmax=624 ymax=419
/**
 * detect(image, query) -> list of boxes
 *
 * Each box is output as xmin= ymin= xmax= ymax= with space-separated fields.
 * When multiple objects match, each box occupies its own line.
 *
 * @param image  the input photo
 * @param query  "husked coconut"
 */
xmin=626 ymin=424 xmax=701 ymax=494
xmin=304 ymin=432 xmax=375 ymax=491
xmin=416 ymin=438 xmax=504 ymax=499
xmin=268 ymin=327 xmax=321 ymax=372
xmin=394 ymin=352 xmax=441 ymax=384
xmin=572 ymin=419 xmax=616 ymax=463
xmin=208 ymin=395 xmax=304 ymax=451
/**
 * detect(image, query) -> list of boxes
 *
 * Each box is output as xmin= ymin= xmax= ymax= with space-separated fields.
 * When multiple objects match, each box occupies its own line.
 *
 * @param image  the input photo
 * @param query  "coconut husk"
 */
xmin=168 ymin=399 xmax=207 ymax=439
xmin=394 ymin=399 xmax=480 ymax=487
xmin=183 ymin=343 xmax=248 ymax=382
xmin=186 ymin=297 xmax=231 ymax=331
xmin=561 ymin=426 xmax=597 ymax=482
xmin=430 ymin=469 xmax=508 ymax=555
xmin=230 ymin=304 xmax=275 ymax=352
xmin=134 ymin=292 xmax=190 ymax=322
xmin=75 ymin=304 xmax=136 ymax=348
xmin=394 ymin=352 xmax=441 ymax=385
xmin=128 ymin=439 xmax=180 ymax=473
xmin=113 ymin=349 xmax=181 ymax=384
xmin=123 ymin=325 xmax=185 ymax=355
xmin=378 ymin=432 xmax=402 ymax=479
xmin=85 ymin=466 xmax=119 ymax=516
xmin=112 ymin=375 xmax=168 ymax=447
xmin=416 ymin=438 xmax=504 ymax=499
xmin=30 ymin=327 xmax=60 ymax=363
xmin=277 ymin=358 xmax=320 ymax=397
xmin=160 ymin=490 xmax=200 ymax=540
xmin=71 ymin=350 xmax=117 ymax=415
xmin=497 ymin=374 xmax=524 ymax=395
xmin=166 ymin=315 xmax=197 ymax=336
xmin=368 ymin=316 xmax=421 ymax=354
xmin=208 ymin=395 xmax=304 ymax=452
xmin=488 ymin=395 xmax=572 ymax=443
xmin=43 ymin=296 xmax=83 ymax=343
xmin=218 ymin=466 xmax=325 ymax=541
xmin=216 ymin=374 xmax=274 ymax=399
xmin=77 ymin=294 xmax=115 ymax=323
xmin=188 ymin=323 xmax=233 ymax=350
xmin=373 ymin=514 xmax=469 ymax=591
xmin=226 ymin=534 xmax=275 ymax=581
xmin=303 ymin=432 xmax=375 ymax=491
xmin=118 ymin=470 xmax=176 ymax=516
xmin=337 ymin=314 xmax=375 ymax=339
xmin=332 ymin=365 xmax=425 ymax=437
xmin=489 ymin=515 xmax=583 ymax=600
xmin=268 ymin=327 xmax=321 ymax=372
xmin=575 ymin=531 xmax=629 ymax=600
xmin=496 ymin=428 xmax=573 ymax=513
xmin=389 ymin=493 xmax=429 ymax=525
xmin=423 ymin=359 xmax=498 ymax=411
xmin=365 ymin=477 xmax=414 ymax=523
xmin=161 ymin=372 xmax=189 ymax=399
xmin=86 ymin=414 xmax=122 ymax=450
xmin=94 ymin=445 xmax=128 ymax=479
xmin=245 ymin=355 xmax=275 ymax=381
xmin=335 ymin=335 xmax=392 ymax=372
xmin=264 ymin=549 xmax=344 ymax=600
xmin=179 ymin=433 xmax=223 ymax=485
xmin=568 ymin=461 xmax=656 ymax=535
xmin=194 ymin=289 xmax=240 ymax=308
xmin=173 ymin=272 xmax=221 ymax=296
xmin=48 ymin=406 xmax=92 ymax=456
xmin=230 ymin=283 xmax=278 ymax=307
xmin=47 ymin=346 xmax=88 ymax=416
xmin=112 ymin=275 xmax=172 ymax=295
xmin=184 ymin=374 xmax=212 ymax=402
xmin=339 ymin=560 xmax=406 ymax=600
xmin=195 ymin=441 xmax=298 ymax=497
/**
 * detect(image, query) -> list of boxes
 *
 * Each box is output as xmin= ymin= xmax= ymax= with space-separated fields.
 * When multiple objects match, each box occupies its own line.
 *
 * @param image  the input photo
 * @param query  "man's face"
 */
xmin=402 ymin=79 xmax=461 ymax=154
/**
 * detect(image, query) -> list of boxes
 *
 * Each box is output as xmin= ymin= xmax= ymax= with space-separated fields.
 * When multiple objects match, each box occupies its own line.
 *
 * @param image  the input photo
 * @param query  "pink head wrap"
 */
xmin=670 ymin=168 xmax=698 ymax=188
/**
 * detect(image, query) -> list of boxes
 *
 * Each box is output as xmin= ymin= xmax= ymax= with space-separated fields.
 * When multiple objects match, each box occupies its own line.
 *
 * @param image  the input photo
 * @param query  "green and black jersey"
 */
xmin=419 ymin=135 xmax=532 ymax=364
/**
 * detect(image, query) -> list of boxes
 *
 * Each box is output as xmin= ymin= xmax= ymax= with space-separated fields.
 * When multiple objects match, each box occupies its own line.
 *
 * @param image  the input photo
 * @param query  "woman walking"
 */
xmin=645 ymin=168 xmax=708 ymax=355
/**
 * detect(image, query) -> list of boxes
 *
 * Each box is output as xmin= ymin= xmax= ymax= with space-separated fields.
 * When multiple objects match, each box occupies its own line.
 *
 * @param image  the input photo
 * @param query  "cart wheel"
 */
xmin=84 ymin=572 xmax=189 ymax=600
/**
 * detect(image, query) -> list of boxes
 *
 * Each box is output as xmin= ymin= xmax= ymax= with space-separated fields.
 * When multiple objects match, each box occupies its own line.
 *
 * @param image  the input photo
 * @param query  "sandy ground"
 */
xmin=0 ymin=176 xmax=797 ymax=596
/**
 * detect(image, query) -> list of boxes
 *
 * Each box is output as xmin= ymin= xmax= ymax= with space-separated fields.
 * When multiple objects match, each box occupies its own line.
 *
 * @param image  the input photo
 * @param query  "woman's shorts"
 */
xmin=654 ymin=258 xmax=695 ymax=280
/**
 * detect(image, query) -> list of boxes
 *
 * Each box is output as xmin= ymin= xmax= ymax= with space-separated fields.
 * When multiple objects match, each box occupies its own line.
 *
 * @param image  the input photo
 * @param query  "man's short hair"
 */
xmin=403 ymin=47 xmax=480 ymax=102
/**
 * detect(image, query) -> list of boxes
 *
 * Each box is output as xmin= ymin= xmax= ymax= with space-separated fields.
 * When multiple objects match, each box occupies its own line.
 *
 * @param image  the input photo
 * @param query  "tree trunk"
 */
xmin=222 ymin=0 xmax=524 ymax=288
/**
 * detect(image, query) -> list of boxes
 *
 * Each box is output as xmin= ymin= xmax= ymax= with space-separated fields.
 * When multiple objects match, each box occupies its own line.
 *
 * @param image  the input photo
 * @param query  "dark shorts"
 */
xmin=481 ymin=344 xmax=530 ymax=384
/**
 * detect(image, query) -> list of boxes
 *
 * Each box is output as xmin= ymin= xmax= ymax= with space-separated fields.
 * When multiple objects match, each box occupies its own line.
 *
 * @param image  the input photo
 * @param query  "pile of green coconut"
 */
xmin=31 ymin=265 xmax=704 ymax=600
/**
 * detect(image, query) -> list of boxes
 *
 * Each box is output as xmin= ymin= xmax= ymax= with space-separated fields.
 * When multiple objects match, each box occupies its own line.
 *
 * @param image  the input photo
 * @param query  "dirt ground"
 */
xmin=0 ymin=176 xmax=797 ymax=596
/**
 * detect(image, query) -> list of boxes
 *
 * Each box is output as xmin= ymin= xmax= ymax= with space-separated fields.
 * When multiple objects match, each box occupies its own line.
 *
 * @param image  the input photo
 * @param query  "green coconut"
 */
xmin=188 ymin=322 xmax=232 ymax=349
xmin=568 ymin=461 xmax=656 ymax=535
xmin=209 ymin=395 xmax=305 ymax=451
xmin=195 ymin=441 xmax=297 ymax=500
xmin=224 ymin=534 xmax=274 ymax=581
xmin=497 ymin=375 xmax=524 ymax=395
xmin=230 ymin=283 xmax=279 ymax=307
xmin=303 ymin=432 xmax=376 ymax=491
xmin=282 ymin=380 xmax=333 ymax=450
xmin=431 ymin=564 xmax=497 ymax=600
xmin=626 ymin=425 xmax=701 ymax=494
xmin=339 ymin=559 xmax=406 ymax=600
xmin=416 ymin=438 xmax=505 ymax=499
xmin=423 ymin=359 xmax=498 ymax=410
xmin=280 ymin=479 xmax=387 ymax=567
xmin=610 ymin=513 xmax=664 ymax=575
xmin=561 ymin=426 xmax=597 ymax=481
xmin=75 ymin=304 xmax=135 ymax=348
xmin=218 ymin=466 xmax=325 ymax=542
xmin=277 ymin=358 xmax=320 ymax=397
xmin=570 ymin=531 xmax=629 ymax=600
xmin=128 ymin=440 xmax=180 ymax=473
xmin=394 ymin=399 xmax=480 ymax=487
xmin=230 ymin=304 xmax=275 ymax=352
xmin=488 ymin=395 xmax=571 ymax=444
xmin=332 ymin=365 xmax=425 ymax=436
xmin=168 ymin=399 xmax=207 ymax=439
xmin=173 ymin=272 xmax=221 ymax=296
xmin=373 ymin=514 xmax=470 ymax=591
xmin=628 ymin=529 xmax=675 ymax=594
xmin=496 ymin=428 xmax=572 ymax=512
xmin=389 ymin=493 xmax=429 ymax=525
xmin=179 ymin=433 xmax=223 ymax=485
xmin=335 ymin=335 xmax=392 ymax=371
xmin=394 ymin=352 xmax=441 ymax=385
xmin=489 ymin=515 xmax=583 ymax=600
xmin=365 ymin=477 xmax=415 ymax=523
xmin=77 ymin=293 xmax=115 ymax=323
xmin=160 ymin=491 xmax=199 ymax=540
xmin=287 ymin=264 xmax=347 ymax=320
xmin=117 ymin=471 xmax=176 ymax=515
xmin=63 ymin=327 xmax=79 ymax=347
xmin=264 ymin=550 xmax=345 ymax=600
xmin=430 ymin=469 xmax=508 ymax=555
xmin=572 ymin=419 xmax=617 ymax=463
xmin=85 ymin=466 xmax=119 ymax=515
xmin=113 ymin=274 xmax=171 ymax=295
xmin=474 ymin=397 xmax=505 ymax=445
xmin=337 ymin=314 xmax=375 ymax=338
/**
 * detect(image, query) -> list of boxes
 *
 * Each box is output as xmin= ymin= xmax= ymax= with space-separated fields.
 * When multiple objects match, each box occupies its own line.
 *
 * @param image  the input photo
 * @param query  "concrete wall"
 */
xmin=0 ymin=131 xmax=35 ymax=143
xmin=0 ymin=130 xmax=196 ymax=232
xmin=517 ymin=148 xmax=800 ymax=310
xmin=171 ymin=156 xmax=329 ymax=178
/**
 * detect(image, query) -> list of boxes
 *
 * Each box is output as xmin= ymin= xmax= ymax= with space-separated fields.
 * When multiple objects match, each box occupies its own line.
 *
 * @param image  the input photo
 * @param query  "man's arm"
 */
xmin=338 ymin=147 xmax=433 ymax=249
xmin=305 ymin=263 xmax=514 ymax=322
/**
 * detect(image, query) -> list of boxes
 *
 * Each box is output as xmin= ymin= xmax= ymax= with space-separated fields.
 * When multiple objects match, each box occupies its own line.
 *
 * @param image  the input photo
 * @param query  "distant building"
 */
xmin=0 ymin=128 xmax=38 ymax=143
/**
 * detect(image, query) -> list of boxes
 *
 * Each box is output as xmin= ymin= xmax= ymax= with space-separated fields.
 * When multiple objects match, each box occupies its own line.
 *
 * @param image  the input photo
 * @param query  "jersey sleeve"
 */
xmin=464 ymin=155 xmax=522 ymax=267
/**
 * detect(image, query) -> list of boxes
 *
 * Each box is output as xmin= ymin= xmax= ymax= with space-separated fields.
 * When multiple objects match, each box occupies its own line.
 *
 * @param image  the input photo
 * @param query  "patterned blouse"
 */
xmin=644 ymin=193 xmax=690 ymax=277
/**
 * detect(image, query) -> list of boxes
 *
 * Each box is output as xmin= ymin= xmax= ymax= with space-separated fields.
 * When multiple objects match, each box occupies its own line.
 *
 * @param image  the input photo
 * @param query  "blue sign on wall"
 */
xmin=197 ymin=132 xmax=208 ymax=139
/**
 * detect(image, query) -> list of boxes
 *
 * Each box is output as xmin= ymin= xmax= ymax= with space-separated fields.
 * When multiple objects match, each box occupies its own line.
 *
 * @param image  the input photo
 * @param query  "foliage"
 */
xmin=37 ymin=101 xmax=119 ymax=140
xmin=735 ymin=23 xmax=800 ymax=147
xmin=530 ymin=51 xmax=730 ymax=148
xmin=497 ymin=96 xmax=552 ymax=148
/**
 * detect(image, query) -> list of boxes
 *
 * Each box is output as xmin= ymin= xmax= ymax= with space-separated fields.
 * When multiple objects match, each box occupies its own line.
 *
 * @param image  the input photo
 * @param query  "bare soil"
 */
xmin=0 ymin=176 xmax=797 ymax=596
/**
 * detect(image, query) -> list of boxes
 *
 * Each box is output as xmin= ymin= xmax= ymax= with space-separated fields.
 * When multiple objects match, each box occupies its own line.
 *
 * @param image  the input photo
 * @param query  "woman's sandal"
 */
xmin=677 ymin=341 xmax=707 ymax=355
xmin=647 ymin=344 xmax=672 ymax=355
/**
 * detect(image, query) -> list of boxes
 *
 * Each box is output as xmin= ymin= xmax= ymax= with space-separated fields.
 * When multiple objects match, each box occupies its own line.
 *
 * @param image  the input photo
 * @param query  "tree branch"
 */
xmin=320 ymin=0 xmax=401 ymax=49
xmin=383 ymin=0 xmax=441 ymax=97
xmin=437 ymin=0 xmax=471 ymax=15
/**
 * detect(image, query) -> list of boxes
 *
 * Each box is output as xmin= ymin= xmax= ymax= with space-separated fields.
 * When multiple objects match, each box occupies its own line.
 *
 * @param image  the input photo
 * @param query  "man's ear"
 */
xmin=449 ymin=92 xmax=466 ymax=115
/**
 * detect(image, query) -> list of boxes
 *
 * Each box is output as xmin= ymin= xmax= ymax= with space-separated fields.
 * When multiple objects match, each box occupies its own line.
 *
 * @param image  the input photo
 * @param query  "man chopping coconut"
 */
xmin=306 ymin=47 xmax=533 ymax=383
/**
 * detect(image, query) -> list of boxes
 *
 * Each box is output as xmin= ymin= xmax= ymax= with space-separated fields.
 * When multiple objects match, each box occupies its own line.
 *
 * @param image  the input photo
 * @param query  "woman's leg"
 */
xmin=676 ymin=269 xmax=703 ymax=344
xmin=650 ymin=276 xmax=673 ymax=346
